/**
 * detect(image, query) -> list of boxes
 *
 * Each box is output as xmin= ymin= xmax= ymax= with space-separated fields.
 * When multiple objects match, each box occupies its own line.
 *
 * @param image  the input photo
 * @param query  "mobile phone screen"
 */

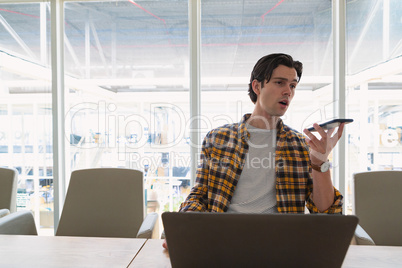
xmin=307 ymin=119 xmax=353 ymax=132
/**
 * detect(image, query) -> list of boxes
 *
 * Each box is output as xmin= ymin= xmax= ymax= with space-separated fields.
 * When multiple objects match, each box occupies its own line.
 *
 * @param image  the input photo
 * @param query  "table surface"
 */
xmin=130 ymin=240 xmax=402 ymax=268
xmin=129 ymin=239 xmax=171 ymax=267
xmin=1 ymin=236 xmax=402 ymax=268
xmin=343 ymin=245 xmax=402 ymax=268
xmin=0 ymin=235 xmax=146 ymax=268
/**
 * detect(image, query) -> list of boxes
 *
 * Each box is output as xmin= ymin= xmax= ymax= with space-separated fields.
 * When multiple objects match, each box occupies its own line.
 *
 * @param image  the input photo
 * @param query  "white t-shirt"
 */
xmin=227 ymin=124 xmax=278 ymax=213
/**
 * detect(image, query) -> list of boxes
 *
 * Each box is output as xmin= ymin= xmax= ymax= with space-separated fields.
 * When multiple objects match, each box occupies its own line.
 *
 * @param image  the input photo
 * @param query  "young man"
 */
xmin=163 ymin=53 xmax=344 ymax=248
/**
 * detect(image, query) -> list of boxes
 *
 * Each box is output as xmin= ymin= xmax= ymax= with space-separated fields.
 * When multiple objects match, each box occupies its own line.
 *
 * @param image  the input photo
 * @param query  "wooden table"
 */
xmin=1 ymin=236 xmax=402 ymax=268
xmin=0 ymin=235 xmax=146 ymax=268
xmin=343 ymin=245 xmax=402 ymax=268
xmin=129 ymin=240 xmax=402 ymax=268
xmin=129 ymin=239 xmax=171 ymax=267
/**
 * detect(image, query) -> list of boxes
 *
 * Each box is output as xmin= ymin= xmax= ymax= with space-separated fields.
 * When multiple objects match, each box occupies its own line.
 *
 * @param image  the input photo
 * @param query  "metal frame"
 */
xmin=332 ymin=0 xmax=346 ymax=211
xmin=50 ymin=0 xmax=65 ymax=230
xmin=189 ymin=0 xmax=201 ymax=186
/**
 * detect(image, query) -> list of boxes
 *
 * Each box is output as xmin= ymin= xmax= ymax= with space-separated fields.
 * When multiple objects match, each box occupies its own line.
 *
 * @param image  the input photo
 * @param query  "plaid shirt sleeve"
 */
xmin=179 ymin=137 xmax=210 ymax=212
xmin=306 ymin=187 xmax=343 ymax=214
xmin=178 ymin=124 xmax=245 ymax=213
xmin=276 ymin=123 xmax=343 ymax=214
xmin=302 ymin=137 xmax=343 ymax=214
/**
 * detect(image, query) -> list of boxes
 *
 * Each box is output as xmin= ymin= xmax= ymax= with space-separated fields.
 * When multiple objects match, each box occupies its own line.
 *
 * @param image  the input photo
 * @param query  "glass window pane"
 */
xmin=346 ymin=0 xmax=402 ymax=214
xmin=201 ymin=0 xmax=334 ymax=136
xmin=64 ymin=0 xmax=190 ymax=219
xmin=0 ymin=2 xmax=52 ymax=234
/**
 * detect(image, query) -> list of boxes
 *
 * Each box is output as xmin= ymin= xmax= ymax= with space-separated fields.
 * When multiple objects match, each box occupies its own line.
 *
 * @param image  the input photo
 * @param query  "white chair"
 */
xmin=56 ymin=168 xmax=158 ymax=238
xmin=353 ymin=170 xmax=402 ymax=246
xmin=0 ymin=209 xmax=10 ymax=218
xmin=0 ymin=167 xmax=18 ymax=213
xmin=351 ymin=224 xmax=375 ymax=245
xmin=0 ymin=210 xmax=38 ymax=235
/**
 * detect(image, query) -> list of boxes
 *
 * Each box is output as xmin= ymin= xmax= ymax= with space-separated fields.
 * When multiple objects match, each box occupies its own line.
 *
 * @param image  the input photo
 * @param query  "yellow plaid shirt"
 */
xmin=179 ymin=114 xmax=343 ymax=214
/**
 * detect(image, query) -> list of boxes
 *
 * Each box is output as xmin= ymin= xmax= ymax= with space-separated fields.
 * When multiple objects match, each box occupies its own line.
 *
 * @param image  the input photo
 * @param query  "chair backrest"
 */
xmin=0 ymin=209 xmax=10 ymax=218
xmin=56 ymin=168 xmax=145 ymax=238
xmin=0 ymin=210 xmax=38 ymax=235
xmin=353 ymin=170 xmax=402 ymax=246
xmin=0 ymin=167 xmax=18 ymax=213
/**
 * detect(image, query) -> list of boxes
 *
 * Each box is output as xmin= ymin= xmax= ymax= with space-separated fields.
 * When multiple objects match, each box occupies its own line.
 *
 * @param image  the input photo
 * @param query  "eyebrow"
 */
xmin=271 ymin=77 xmax=299 ymax=83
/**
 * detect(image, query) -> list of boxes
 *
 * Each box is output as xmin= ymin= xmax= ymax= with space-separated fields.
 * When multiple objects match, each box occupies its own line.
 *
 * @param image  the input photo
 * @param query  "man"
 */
xmin=163 ymin=53 xmax=344 ymax=249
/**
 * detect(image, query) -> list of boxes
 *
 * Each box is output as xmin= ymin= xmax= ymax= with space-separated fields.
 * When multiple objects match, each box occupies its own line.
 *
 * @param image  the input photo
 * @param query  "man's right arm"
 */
xmin=163 ymin=140 xmax=210 ymax=250
xmin=179 ymin=140 xmax=210 ymax=212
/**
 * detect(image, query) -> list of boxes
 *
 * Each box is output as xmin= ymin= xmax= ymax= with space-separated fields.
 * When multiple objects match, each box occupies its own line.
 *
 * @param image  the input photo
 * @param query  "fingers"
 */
xmin=303 ymin=123 xmax=318 ymax=141
xmin=162 ymin=239 xmax=168 ymax=250
xmin=303 ymin=124 xmax=324 ymax=152
xmin=304 ymin=122 xmax=345 ymax=157
xmin=336 ymin=123 xmax=345 ymax=139
xmin=314 ymin=123 xmax=328 ymax=138
xmin=304 ymin=122 xmax=344 ymax=141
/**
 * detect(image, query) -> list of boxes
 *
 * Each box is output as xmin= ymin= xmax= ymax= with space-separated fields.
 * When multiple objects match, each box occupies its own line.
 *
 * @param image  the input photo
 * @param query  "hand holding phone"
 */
xmin=307 ymin=119 xmax=353 ymax=132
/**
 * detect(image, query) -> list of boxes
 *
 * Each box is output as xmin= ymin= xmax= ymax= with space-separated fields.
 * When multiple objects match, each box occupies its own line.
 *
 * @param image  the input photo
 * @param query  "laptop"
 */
xmin=162 ymin=212 xmax=358 ymax=268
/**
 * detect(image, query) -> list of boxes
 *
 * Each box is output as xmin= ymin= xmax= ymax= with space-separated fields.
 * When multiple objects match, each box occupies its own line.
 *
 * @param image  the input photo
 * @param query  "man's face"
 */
xmin=252 ymin=64 xmax=298 ymax=118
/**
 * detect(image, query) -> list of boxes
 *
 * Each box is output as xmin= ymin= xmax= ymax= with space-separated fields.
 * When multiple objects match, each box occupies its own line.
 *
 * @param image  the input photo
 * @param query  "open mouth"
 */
xmin=279 ymin=99 xmax=289 ymax=106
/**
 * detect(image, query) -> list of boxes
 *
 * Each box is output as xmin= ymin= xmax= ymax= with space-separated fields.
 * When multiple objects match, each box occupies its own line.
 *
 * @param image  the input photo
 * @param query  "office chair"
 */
xmin=353 ymin=170 xmax=402 ymax=246
xmin=56 ymin=168 xmax=158 ymax=238
xmin=0 ymin=210 xmax=38 ymax=235
xmin=351 ymin=224 xmax=375 ymax=245
xmin=0 ymin=209 xmax=10 ymax=218
xmin=0 ymin=167 xmax=18 ymax=213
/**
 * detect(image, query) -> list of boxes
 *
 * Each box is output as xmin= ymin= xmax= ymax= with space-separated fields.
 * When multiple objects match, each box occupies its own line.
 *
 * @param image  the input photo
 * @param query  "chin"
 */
xmin=278 ymin=109 xmax=287 ymax=116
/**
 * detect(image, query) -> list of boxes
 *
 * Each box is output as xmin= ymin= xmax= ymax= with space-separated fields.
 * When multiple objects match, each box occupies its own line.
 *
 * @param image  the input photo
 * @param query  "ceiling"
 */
xmin=0 ymin=0 xmax=401 ymax=94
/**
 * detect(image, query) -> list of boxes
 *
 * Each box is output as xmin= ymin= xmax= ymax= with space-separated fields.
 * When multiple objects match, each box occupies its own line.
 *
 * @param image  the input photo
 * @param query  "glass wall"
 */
xmin=346 ymin=0 xmax=402 ymax=213
xmin=1 ymin=0 xmax=402 ymax=234
xmin=201 ymin=0 xmax=335 ymax=137
xmin=0 ymin=2 xmax=52 ymax=230
xmin=63 ymin=0 xmax=190 ymax=215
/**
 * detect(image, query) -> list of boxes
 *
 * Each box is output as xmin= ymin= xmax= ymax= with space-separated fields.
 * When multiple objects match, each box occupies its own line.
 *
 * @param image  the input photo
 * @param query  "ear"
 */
xmin=252 ymin=79 xmax=261 ymax=96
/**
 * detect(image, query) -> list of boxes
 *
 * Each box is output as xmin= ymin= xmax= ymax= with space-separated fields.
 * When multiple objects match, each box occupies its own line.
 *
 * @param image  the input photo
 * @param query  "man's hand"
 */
xmin=303 ymin=123 xmax=345 ymax=165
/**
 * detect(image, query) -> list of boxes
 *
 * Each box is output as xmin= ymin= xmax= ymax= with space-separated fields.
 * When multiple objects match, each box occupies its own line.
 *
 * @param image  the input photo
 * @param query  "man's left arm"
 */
xmin=303 ymin=123 xmax=345 ymax=213
xmin=306 ymin=170 xmax=343 ymax=213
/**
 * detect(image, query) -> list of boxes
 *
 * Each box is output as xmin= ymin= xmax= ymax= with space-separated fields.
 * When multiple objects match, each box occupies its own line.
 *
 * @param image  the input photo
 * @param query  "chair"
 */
xmin=351 ymin=224 xmax=375 ymax=245
xmin=0 ymin=209 xmax=10 ymax=218
xmin=56 ymin=168 xmax=158 ymax=238
xmin=0 ymin=210 xmax=38 ymax=235
xmin=353 ymin=170 xmax=402 ymax=246
xmin=0 ymin=167 xmax=18 ymax=213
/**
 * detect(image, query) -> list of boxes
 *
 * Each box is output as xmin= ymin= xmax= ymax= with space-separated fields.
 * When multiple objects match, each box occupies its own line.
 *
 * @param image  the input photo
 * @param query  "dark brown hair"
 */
xmin=248 ymin=53 xmax=303 ymax=104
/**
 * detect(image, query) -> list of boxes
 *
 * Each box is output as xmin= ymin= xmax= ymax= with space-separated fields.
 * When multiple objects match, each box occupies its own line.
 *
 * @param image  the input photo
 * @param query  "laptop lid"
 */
xmin=162 ymin=212 xmax=358 ymax=268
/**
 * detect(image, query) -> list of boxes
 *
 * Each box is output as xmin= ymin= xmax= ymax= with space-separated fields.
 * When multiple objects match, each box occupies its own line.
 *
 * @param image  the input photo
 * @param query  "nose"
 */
xmin=283 ymin=85 xmax=292 ymax=96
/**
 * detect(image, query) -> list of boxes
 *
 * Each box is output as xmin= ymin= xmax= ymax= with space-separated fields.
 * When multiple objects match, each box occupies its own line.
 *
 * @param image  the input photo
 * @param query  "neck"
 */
xmin=247 ymin=111 xmax=279 ymax=130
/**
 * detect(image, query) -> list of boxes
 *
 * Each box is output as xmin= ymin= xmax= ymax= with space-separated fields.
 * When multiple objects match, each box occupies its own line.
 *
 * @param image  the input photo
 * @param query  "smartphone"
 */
xmin=307 ymin=119 xmax=353 ymax=132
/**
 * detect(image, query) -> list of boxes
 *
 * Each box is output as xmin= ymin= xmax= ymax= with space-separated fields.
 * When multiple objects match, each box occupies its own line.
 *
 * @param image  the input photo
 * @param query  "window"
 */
xmin=0 ymin=2 xmax=52 ymax=231
xmin=64 ymin=0 xmax=190 ymax=214
xmin=201 ymin=0 xmax=335 ymax=134
xmin=1 ymin=0 xmax=401 ymax=234
xmin=345 ymin=0 xmax=402 ymax=213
